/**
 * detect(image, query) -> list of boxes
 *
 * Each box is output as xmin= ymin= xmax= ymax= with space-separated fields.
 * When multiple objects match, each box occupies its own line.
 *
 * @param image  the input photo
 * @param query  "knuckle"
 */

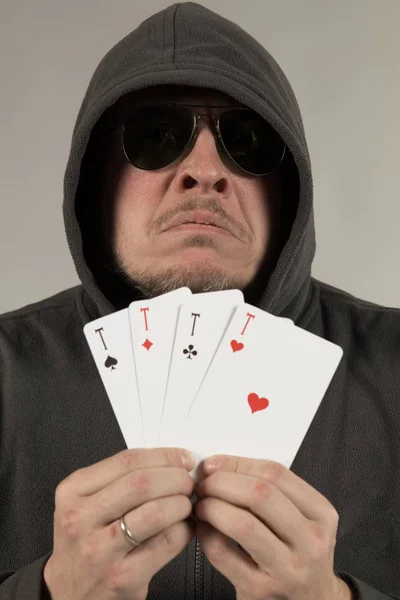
xmin=316 ymin=535 xmax=334 ymax=560
xmin=205 ymin=539 xmax=224 ymax=563
xmin=108 ymin=520 xmax=122 ymax=541
xmin=313 ymin=521 xmax=333 ymax=549
xmin=205 ymin=471 xmax=221 ymax=490
xmin=54 ymin=478 xmax=72 ymax=505
xmin=313 ymin=523 xmax=326 ymax=545
xmin=106 ymin=560 xmax=131 ymax=594
xmin=58 ymin=507 xmax=84 ymax=538
xmin=81 ymin=530 xmax=101 ymax=565
xmin=245 ymin=580 xmax=265 ymax=600
xmin=309 ymin=526 xmax=334 ymax=562
xmin=261 ymin=459 xmax=285 ymax=483
xmin=142 ymin=501 xmax=164 ymax=528
xmin=96 ymin=488 xmax=113 ymax=514
xmin=329 ymin=506 xmax=340 ymax=528
xmin=180 ymin=496 xmax=193 ymax=518
xmin=252 ymin=480 xmax=274 ymax=505
xmin=251 ymin=581 xmax=272 ymax=600
xmin=238 ymin=516 xmax=256 ymax=538
xmin=119 ymin=448 xmax=142 ymax=471
xmin=289 ymin=549 xmax=309 ymax=577
xmin=164 ymin=447 xmax=184 ymax=466
xmin=126 ymin=470 xmax=150 ymax=495
xmin=180 ymin=469 xmax=195 ymax=494
xmin=161 ymin=526 xmax=181 ymax=555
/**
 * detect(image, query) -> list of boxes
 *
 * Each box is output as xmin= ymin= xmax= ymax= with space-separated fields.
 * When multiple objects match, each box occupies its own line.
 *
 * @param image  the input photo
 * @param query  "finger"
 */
xmin=203 ymin=455 xmax=333 ymax=521
xmin=95 ymin=466 xmax=195 ymax=526
xmin=196 ymin=472 xmax=309 ymax=548
xmin=194 ymin=496 xmax=289 ymax=572
xmin=196 ymin=521 xmax=264 ymax=598
xmin=65 ymin=447 xmax=194 ymax=496
xmin=118 ymin=520 xmax=196 ymax=589
xmin=108 ymin=495 xmax=193 ymax=552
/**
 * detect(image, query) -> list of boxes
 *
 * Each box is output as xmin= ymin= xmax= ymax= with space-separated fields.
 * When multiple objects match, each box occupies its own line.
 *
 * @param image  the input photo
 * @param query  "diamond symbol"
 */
xmin=142 ymin=338 xmax=153 ymax=351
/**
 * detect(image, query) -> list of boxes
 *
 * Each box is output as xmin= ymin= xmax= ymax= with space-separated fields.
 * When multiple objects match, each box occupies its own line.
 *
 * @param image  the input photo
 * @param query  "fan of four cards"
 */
xmin=84 ymin=288 xmax=343 ymax=480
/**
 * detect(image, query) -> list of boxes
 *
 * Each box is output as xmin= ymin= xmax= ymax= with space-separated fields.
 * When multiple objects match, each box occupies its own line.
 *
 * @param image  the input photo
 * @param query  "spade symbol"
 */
xmin=183 ymin=345 xmax=197 ymax=360
xmin=104 ymin=355 xmax=118 ymax=371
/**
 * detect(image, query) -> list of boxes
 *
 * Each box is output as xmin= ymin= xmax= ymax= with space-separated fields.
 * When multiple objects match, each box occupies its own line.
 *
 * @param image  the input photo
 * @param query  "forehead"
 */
xmin=129 ymin=85 xmax=243 ymax=107
xmin=95 ymin=85 xmax=245 ymax=135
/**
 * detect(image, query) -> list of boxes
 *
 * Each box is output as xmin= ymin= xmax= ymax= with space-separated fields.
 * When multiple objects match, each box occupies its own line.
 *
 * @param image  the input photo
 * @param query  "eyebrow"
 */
xmin=138 ymin=98 xmax=241 ymax=107
xmin=92 ymin=96 xmax=246 ymax=139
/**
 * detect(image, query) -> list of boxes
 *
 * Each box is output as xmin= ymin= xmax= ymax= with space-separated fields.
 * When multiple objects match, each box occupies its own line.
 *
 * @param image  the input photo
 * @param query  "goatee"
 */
xmin=111 ymin=252 xmax=247 ymax=299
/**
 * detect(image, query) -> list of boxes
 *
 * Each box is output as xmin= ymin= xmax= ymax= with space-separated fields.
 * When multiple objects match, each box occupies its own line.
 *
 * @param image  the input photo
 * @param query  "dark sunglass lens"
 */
xmin=219 ymin=110 xmax=285 ymax=175
xmin=123 ymin=106 xmax=194 ymax=170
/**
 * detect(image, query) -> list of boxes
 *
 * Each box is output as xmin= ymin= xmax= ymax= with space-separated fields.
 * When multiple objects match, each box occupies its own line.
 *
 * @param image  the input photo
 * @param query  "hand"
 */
xmin=193 ymin=455 xmax=352 ymax=600
xmin=43 ymin=447 xmax=196 ymax=600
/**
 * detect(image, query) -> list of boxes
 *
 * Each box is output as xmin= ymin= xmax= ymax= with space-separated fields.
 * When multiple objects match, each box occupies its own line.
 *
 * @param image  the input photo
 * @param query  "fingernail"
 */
xmin=181 ymin=450 xmax=195 ymax=468
xmin=204 ymin=456 xmax=221 ymax=473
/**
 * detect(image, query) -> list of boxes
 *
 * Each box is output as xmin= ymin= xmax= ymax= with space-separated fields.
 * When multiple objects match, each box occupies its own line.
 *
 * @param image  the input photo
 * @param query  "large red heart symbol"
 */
xmin=230 ymin=339 xmax=244 ymax=352
xmin=248 ymin=393 xmax=269 ymax=414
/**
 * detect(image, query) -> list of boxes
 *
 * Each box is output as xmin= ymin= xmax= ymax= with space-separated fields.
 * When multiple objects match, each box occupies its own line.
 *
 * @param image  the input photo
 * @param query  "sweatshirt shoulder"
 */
xmin=314 ymin=278 xmax=400 ymax=316
xmin=0 ymin=285 xmax=84 ymax=324
xmin=313 ymin=278 xmax=400 ymax=352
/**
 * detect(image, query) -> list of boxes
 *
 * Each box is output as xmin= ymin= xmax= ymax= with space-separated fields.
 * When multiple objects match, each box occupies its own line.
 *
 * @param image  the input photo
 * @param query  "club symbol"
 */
xmin=104 ymin=355 xmax=118 ymax=371
xmin=183 ymin=344 xmax=197 ymax=360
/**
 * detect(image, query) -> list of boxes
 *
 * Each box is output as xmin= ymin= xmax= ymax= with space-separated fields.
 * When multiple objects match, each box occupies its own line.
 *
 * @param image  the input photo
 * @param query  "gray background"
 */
xmin=1 ymin=0 xmax=398 ymax=314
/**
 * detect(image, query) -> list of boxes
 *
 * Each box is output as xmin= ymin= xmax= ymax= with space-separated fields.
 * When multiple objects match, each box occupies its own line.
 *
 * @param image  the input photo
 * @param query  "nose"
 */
xmin=176 ymin=114 xmax=230 ymax=191
xmin=176 ymin=115 xmax=231 ymax=195
xmin=188 ymin=113 xmax=220 ymax=156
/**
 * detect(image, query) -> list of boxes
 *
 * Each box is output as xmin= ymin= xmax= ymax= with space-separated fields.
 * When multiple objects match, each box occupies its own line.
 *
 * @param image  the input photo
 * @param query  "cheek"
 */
xmin=112 ymin=168 xmax=160 ymax=237
xmin=256 ymin=176 xmax=281 ymax=237
xmin=243 ymin=186 xmax=273 ymax=243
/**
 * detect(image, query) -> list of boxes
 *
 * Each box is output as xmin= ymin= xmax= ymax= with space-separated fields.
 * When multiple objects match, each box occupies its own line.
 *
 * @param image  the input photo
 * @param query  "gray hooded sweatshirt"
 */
xmin=1 ymin=2 xmax=399 ymax=599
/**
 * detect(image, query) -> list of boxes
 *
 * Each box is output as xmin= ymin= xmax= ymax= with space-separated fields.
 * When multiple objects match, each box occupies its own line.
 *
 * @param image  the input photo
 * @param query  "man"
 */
xmin=0 ymin=2 xmax=399 ymax=600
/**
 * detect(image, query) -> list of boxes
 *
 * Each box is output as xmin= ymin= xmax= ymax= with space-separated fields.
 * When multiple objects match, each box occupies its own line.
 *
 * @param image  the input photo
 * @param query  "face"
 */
xmin=102 ymin=85 xmax=283 ymax=297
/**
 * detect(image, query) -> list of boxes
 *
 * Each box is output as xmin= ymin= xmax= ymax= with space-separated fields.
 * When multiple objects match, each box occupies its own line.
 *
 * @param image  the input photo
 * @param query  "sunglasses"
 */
xmin=110 ymin=103 xmax=286 ymax=177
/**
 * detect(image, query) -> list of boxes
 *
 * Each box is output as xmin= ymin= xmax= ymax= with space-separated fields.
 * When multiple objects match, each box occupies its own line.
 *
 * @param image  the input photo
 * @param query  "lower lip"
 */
xmin=165 ymin=224 xmax=233 ymax=236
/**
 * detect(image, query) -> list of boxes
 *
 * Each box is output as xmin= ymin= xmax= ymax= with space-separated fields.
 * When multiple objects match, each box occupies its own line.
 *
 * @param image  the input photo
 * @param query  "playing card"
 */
xmin=158 ymin=289 xmax=244 ymax=445
xmin=129 ymin=287 xmax=191 ymax=447
xmin=181 ymin=303 xmax=343 ymax=480
xmin=83 ymin=309 xmax=145 ymax=449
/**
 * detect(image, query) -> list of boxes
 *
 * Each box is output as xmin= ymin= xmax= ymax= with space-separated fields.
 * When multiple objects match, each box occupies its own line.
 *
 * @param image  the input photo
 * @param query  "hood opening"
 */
xmin=75 ymin=100 xmax=299 ymax=311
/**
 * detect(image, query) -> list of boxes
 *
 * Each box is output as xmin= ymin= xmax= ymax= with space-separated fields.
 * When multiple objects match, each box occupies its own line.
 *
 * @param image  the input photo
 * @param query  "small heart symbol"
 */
xmin=230 ymin=339 xmax=244 ymax=353
xmin=248 ymin=393 xmax=269 ymax=414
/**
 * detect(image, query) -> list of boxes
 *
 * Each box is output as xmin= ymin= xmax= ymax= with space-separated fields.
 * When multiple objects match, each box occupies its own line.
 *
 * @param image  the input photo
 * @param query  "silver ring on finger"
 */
xmin=120 ymin=515 xmax=141 ymax=549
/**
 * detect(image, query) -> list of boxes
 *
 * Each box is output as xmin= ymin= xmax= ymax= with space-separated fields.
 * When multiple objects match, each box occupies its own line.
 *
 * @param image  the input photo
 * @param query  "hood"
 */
xmin=63 ymin=1 xmax=315 ymax=322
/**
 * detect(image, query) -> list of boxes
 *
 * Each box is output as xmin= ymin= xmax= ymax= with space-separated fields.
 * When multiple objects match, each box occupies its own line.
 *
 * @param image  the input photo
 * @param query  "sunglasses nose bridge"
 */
xmin=192 ymin=112 xmax=220 ymax=142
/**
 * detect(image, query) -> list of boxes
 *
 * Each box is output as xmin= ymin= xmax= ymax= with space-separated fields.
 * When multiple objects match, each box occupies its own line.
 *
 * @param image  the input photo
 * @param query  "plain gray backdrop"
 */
xmin=1 ymin=0 xmax=398 ymax=314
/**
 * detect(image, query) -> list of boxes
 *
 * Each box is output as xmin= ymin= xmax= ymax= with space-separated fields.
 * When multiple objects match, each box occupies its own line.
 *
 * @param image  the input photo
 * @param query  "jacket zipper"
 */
xmin=194 ymin=538 xmax=205 ymax=600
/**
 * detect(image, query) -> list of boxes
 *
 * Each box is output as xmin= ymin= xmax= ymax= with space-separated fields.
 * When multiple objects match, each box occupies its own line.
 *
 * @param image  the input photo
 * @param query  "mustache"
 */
xmin=151 ymin=198 xmax=252 ymax=242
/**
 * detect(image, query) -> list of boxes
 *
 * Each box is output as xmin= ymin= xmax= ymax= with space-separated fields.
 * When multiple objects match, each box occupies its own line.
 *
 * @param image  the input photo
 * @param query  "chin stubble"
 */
xmin=109 ymin=247 xmax=248 ymax=298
